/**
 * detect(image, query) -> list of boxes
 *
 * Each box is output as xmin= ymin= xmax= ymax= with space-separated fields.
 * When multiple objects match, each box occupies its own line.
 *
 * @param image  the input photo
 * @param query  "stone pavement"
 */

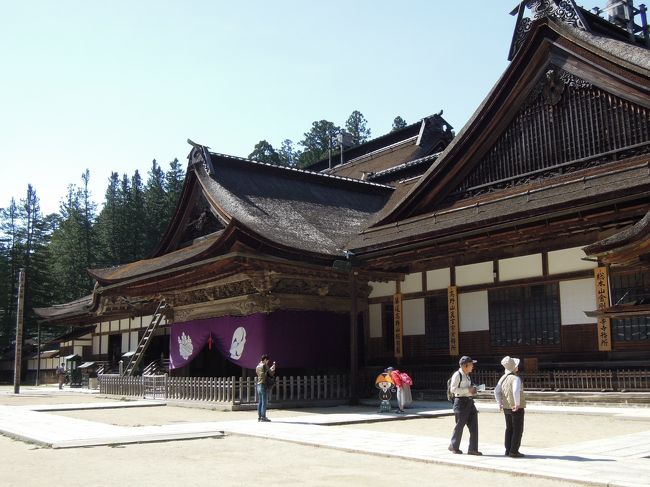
xmin=1 ymin=387 xmax=649 ymax=487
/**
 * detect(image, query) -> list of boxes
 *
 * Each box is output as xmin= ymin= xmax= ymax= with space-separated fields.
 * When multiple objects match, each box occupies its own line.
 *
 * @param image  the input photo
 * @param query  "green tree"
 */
xmin=165 ymin=158 xmax=184 ymax=221
xmin=95 ymin=172 xmax=121 ymax=265
xmin=143 ymin=159 xmax=168 ymax=256
xmin=345 ymin=110 xmax=371 ymax=145
xmin=127 ymin=170 xmax=146 ymax=261
xmin=0 ymin=240 xmax=10 ymax=348
xmin=392 ymin=116 xmax=408 ymax=131
xmin=298 ymin=120 xmax=340 ymax=168
xmin=48 ymin=172 xmax=97 ymax=303
xmin=278 ymin=139 xmax=299 ymax=167
xmin=248 ymin=140 xmax=281 ymax=165
xmin=0 ymin=199 xmax=19 ymax=349
xmin=15 ymin=186 xmax=57 ymax=341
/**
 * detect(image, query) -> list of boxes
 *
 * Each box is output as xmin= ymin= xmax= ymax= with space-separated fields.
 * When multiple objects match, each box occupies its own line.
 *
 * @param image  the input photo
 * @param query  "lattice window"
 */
xmin=610 ymin=270 xmax=650 ymax=341
xmin=447 ymin=70 xmax=650 ymax=203
xmin=425 ymin=294 xmax=449 ymax=349
xmin=489 ymin=284 xmax=561 ymax=346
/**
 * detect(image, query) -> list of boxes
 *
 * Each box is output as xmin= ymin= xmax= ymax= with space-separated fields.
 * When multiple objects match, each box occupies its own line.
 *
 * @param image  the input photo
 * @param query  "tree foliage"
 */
xmin=298 ymin=120 xmax=340 ymax=168
xmin=392 ymin=116 xmax=408 ymax=131
xmin=345 ymin=110 xmax=371 ymax=145
xmin=249 ymin=140 xmax=281 ymax=165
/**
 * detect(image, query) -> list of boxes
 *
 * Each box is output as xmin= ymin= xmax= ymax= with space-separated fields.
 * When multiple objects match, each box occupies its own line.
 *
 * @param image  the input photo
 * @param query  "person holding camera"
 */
xmin=255 ymin=354 xmax=276 ymax=422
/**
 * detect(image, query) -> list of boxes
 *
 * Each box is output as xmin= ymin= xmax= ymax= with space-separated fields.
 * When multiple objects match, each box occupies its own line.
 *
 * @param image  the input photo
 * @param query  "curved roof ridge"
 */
xmin=209 ymin=151 xmax=394 ymax=190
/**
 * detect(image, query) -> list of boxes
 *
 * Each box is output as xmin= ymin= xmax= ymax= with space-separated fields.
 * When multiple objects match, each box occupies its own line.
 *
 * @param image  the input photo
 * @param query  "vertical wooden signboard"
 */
xmin=448 ymin=286 xmax=459 ymax=356
xmin=594 ymin=266 xmax=612 ymax=352
xmin=393 ymin=293 xmax=403 ymax=359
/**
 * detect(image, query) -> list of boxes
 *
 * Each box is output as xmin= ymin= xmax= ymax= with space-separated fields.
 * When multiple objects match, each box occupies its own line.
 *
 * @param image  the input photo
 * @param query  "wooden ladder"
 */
xmin=123 ymin=300 xmax=167 ymax=376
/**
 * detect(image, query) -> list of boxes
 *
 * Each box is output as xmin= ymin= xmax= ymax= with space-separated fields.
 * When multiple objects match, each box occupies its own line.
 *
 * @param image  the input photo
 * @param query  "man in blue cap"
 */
xmin=448 ymin=356 xmax=482 ymax=455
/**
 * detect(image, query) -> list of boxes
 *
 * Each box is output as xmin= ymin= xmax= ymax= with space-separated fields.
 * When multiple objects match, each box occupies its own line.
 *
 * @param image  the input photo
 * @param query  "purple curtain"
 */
xmin=170 ymin=310 xmax=349 ymax=370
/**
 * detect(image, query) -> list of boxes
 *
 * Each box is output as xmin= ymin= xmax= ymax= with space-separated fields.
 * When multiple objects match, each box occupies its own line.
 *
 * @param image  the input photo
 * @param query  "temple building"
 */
xmin=35 ymin=1 xmax=650 ymax=382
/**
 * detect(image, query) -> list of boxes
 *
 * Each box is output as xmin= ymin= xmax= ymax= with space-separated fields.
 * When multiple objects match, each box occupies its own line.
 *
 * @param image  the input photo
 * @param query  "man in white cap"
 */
xmin=494 ymin=356 xmax=526 ymax=458
xmin=448 ymin=356 xmax=481 ymax=455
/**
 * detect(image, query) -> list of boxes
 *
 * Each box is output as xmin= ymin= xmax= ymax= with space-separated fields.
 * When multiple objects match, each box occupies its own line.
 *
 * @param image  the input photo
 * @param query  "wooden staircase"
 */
xmin=123 ymin=300 xmax=167 ymax=376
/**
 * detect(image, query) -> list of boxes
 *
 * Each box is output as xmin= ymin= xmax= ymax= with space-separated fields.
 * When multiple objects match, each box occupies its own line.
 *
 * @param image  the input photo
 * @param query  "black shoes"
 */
xmin=258 ymin=417 xmax=271 ymax=422
xmin=448 ymin=445 xmax=462 ymax=454
xmin=509 ymin=452 xmax=524 ymax=458
xmin=467 ymin=450 xmax=483 ymax=456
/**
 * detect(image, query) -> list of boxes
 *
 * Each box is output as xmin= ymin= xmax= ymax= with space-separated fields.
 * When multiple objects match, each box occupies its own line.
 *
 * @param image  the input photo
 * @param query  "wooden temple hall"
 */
xmin=35 ymin=1 xmax=650 ymax=393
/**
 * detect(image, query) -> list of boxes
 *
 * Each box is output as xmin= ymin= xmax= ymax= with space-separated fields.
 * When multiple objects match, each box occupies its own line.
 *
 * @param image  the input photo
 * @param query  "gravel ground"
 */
xmin=0 ymin=388 xmax=642 ymax=487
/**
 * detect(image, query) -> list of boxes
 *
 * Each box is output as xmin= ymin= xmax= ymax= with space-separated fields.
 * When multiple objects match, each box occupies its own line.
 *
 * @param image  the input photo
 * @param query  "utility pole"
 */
xmin=36 ymin=322 xmax=41 ymax=386
xmin=13 ymin=269 xmax=25 ymax=394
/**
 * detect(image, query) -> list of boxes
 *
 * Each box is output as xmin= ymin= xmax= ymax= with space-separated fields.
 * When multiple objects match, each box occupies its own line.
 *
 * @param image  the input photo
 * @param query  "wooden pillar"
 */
xmin=13 ymin=269 xmax=25 ymax=394
xmin=349 ymin=271 xmax=359 ymax=404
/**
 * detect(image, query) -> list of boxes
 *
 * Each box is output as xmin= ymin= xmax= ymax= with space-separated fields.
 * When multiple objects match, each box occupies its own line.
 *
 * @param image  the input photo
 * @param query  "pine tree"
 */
xmin=0 ymin=199 xmax=21 ymax=348
xmin=125 ymin=170 xmax=146 ymax=261
xmin=298 ymin=120 xmax=340 ymax=168
xmin=391 ymin=116 xmax=408 ymax=131
xmin=249 ymin=140 xmax=281 ymax=165
xmin=345 ymin=110 xmax=371 ymax=145
xmin=278 ymin=139 xmax=299 ymax=167
xmin=165 ymin=158 xmax=184 ymax=222
xmin=15 ymin=186 xmax=57 ymax=340
xmin=143 ymin=159 xmax=168 ymax=256
xmin=95 ymin=172 xmax=121 ymax=266
xmin=48 ymin=174 xmax=97 ymax=303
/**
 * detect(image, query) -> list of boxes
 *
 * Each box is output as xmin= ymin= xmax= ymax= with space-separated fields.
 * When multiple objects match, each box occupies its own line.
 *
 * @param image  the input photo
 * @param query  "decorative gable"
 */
xmin=443 ymin=65 xmax=650 ymax=204
xmin=177 ymin=191 xmax=225 ymax=246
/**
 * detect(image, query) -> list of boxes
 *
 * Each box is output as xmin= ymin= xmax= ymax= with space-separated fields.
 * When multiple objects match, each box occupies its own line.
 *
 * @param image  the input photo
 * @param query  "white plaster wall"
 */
xmin=401 ymin=273 xmax=423 ymax=294
xmin=427 ymin=268 xmax=451 ymax=290
xmin=368 ymin=281 xmax=396 ymax=298
xmin=548 ymin=247 xmax=597 ymax=274
xmin=456 ymin=261 xmax=494 ymax=286
xmin=560 ymin=278 xmax=598 ymax=325
xmin=369 ymin=303 xmax=383 ymax=338
xmin=459 ymin=291 xmax=489 ymax=332
xmin=499 ymin=254 xmax=543 ymax=281
xmin=100 ymin=336 xmax=108 ymax=354
xmin=100 ymin=322 xmax=109 ymax=333
xmin=120 ymin=318 xmax=130 ymax=330
xmin=74 ymin=345 xmax=84 ymax=356
xmin=403 ymin=298 xmax=425 ymax=335
xmin=92 ymin=335 xmax=100 ymax=355
xmin=122 ymin=332 xmax=129 ymax=352
xmin=130 ymin=331 xmax=140 ymax=351
xmin=140 ymin=316 xmax=151 ymax=328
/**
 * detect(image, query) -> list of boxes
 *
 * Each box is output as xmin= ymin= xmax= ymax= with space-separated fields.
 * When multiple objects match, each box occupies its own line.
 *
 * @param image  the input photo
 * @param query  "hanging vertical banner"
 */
xmin=393 ymin=293 xmax=403 ymax=359
xmin=594 ymin=266 xmax=612 ymax=352
xmin=448 ymin=286 xmax=459 ymax=356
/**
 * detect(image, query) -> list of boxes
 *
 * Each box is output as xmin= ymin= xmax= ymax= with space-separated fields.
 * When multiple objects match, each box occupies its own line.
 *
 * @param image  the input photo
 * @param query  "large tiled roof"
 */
xmin=88 ymin=231 xmax=225 ymax=283
xmin=33 ymin=294 xmax=95 ymax=320
xmin=583 ymin=209 xmax=650 ymax=256
xmin=349 ymin=159 xmax=650 ymax=254
xmin=198 ymin=153 xmax=393 ymax=256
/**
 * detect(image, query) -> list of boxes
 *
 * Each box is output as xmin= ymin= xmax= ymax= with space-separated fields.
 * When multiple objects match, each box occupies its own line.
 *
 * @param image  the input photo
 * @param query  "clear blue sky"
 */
xmin=1 ymin=1 xmax=529 ymax=215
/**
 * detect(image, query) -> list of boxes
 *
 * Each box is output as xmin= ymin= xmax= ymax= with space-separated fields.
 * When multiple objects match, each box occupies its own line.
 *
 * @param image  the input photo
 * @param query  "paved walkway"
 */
xmin=1 ymin=388 xmax=649 ymax=487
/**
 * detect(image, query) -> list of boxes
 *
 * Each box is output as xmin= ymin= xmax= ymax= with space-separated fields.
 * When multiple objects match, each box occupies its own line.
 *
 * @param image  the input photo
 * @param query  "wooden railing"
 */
xmin=361 ymin=368 xmax=650 ymax=393
xmin=98 ymin=374 xmax=350 ymax=405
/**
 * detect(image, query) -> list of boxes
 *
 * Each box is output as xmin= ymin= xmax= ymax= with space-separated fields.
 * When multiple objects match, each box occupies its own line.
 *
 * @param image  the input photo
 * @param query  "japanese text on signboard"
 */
xmin=448 ymin=286 xmax=459 ymax=356
xmin=594 ymin=266 xmax=611 ymax=351
xmin=393 ymin=293 xmax=403 ymax=358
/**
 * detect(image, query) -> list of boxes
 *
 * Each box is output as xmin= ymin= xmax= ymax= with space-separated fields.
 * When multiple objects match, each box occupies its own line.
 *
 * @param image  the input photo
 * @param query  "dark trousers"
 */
xmin=450 ymin=397 xmax=478 ymax=451
xmin=503 ymin=408 xmax=525 ymax=454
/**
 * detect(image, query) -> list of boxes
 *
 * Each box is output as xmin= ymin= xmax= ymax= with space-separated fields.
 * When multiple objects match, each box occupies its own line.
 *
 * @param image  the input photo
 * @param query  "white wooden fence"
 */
xmin=99 ymin=374 xmax=350 ymax=404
